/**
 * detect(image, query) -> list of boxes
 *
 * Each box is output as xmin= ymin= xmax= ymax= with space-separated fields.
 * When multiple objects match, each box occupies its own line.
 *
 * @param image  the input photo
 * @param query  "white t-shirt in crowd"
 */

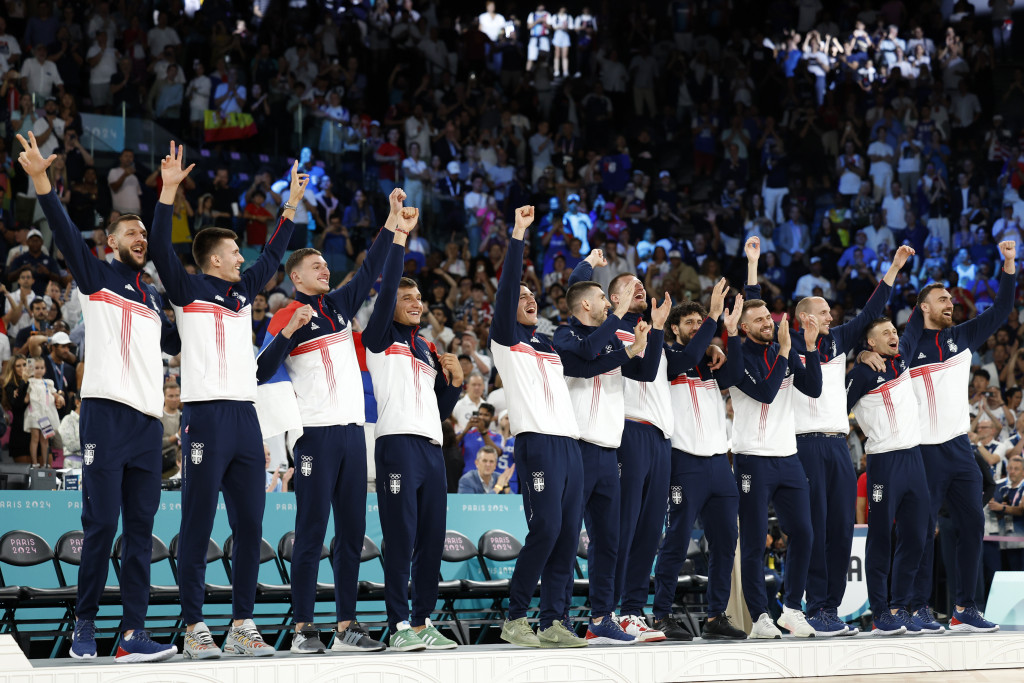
xmin=881 ymin=195 xmax=909 ymax=230
xmin=108 ymin=167 xmax=142 ymax=214
xmin=478 ymin=12 xmax=507 ymax=42
xmin=86 ymin=45 xmax=119 ymax=84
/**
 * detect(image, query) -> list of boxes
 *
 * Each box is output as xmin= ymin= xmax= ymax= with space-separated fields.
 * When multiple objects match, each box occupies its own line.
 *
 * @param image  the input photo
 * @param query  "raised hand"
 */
xmin=161 ymin=141 xmax=195 ymax=188
xmin=585 ymin=248 xmax=607 ymax=268
xmin=388 ymin=187 xmax=407 ymax=217
xmin=723 ymin=293 xmax=744 ymax=335
xmin=777 ymin=313 xmax=791 ymax=356
xmin=801 ymin=313 xmax=819 ymax=346
xmin=282 ymin=304 xmax=314 ymax=338
xmin=744 ymin=236 xmax=760 ymax=262
xmin=892 ymin=244 xmax=915 ymax=270
xmin=397 ymin=207 xmax=419 ymax=234
xmin=288 ymin=160 xmax=311 ymax=205
xmin=706 ymin=345 xmax=726 ymax=370
xmin=513 ymin=205 xmax=535 ymax=237
xmin=708 ymin=277 xmax=728 ymax=320
xmin=999 ymin=240 xmax=1017 ymax=262
xmin=15 ymin=132 xmax=56 ymax=193
xmin=650 ymin=292 xmax=671 ymax=330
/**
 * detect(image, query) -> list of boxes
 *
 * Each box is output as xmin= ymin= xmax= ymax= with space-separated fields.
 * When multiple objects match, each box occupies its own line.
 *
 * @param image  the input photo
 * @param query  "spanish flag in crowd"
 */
xmin=203 ymin=110 xmax=257 ymax=142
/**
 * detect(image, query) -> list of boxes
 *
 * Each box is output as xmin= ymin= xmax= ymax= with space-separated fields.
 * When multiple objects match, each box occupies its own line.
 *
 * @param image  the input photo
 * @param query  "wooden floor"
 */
xmin=729 ymin=673 xmax=1021 ymax=683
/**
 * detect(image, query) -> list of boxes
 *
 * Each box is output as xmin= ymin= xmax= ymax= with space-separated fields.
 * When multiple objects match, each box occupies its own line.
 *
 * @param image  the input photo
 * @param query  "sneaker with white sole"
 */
xmin=417 ymin=619 xmax=458 ymax=649
xmin=619 ymin=614 xmax=666 ymax=642
xmin=872 ymin=610 xmax=907 ymax=636
xmin=331 ymin=622 xmax=386 ymax=652
xmin=388 ymin=622 xmax=426 ymax=652
xmin=183 ymin=622 xmax=221 ymax=660
xmin=500 ymin=617 xmax=541 ymax=648
xmin=70 ymin=619 xmax=97 ymax=659
xmin=223 ymin=619 xmax=275 ymax=657
xmin=115 ymin=630 xmax=177 ymax=663
xmin=290 ymin=628 xmax=326 ymax=654
xmin=750 ymin=612 xmax=782 ymax=639
xmin=538 ymin=620 xmax=588 ymax=648
xmin=826 ymin=608 xmax=858 ymax=636
xmin=807 ymin=608 xmax=847 ymax=637
xmin=949 ymin=606 xmax=999 ymax=633
xmin=893 ymin=608 xmax=922 ymax=635
xmin=778 ymin=607 xmax=815 ymax=638
xmin=584 ymin=616 xmax=635 ymax=645
xmin=911 ymin=607 xmax=945 ymax=635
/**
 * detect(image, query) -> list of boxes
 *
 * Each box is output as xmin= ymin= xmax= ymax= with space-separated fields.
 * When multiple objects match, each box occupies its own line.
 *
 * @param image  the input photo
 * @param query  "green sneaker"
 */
xmin=500 ymin=617 xmax=542 ymax=648
xmin=388 ymin=622 xmax=426 ymax=652
xmin=417 ymin=619 xmax=458 ymax=650
xmin=538 ymin=620 xmax=589 ymax=648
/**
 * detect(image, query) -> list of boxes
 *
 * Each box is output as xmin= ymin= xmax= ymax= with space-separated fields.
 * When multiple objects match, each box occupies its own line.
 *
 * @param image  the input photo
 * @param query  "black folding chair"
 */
xmin=168 ymin=533 xmax=233 ymax=637
xmin=568 ymin=529 xmax=591 ymax=631
xmin=474 ymin=529 xmax=522 ymax=639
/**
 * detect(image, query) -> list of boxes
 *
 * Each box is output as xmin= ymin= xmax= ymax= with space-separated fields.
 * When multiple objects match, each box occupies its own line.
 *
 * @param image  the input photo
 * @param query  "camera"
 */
xmin=278 ymin=463 xmax=288 ymax=473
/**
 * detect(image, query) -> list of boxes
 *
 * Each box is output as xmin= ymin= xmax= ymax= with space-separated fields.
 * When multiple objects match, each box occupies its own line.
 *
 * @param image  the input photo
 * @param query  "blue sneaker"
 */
xmin=70 ymin=619 xmax=97 ymax=659
xmin=949 ymin=606 xmax=999 ymax=633
xmin=807 ymin=608 xmax=846 ymax=637
xmin=893 ymin=609 xmax=922 ymax=635
xmin=871 ymin=610 xmax=907 ymax=636
xmin=116 ymin=630 xmax=178 ymax=663
xmin=585 ymin=615 xmax=635 ymax=645
xmin=563 ymin=614 xmax=576 ymax=636
xmin=912 ymin=607 xmax=945 ymax=635
xmin=825 ymin=608 xmax=858 ymax=636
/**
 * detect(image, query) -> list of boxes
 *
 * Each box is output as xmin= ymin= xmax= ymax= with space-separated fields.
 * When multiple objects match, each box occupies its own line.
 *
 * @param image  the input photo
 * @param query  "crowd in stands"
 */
xmin=0 ymin=0 xmax=1021 ymax=616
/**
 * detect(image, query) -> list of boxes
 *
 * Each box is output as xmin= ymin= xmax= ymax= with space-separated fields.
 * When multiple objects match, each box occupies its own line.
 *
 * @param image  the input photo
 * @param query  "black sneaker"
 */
xmin=651 ymin=615 xmax=694 ymax=642
xmin=331 ymin=622 xmax=386 ymax=652
xmin=702 ymin=613 xmax=747 ymax=640
xmin=290 ymin=628 xmax=327 ymax=654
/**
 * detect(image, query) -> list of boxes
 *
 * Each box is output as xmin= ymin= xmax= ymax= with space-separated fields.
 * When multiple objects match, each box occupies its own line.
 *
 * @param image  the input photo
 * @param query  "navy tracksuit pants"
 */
xmin=77 ymin=398 xmax=162 ymax=630
xmin=375 ymin=434 xmax=446 ymax=630
xmin=563 ymin=440 xmax=620 ymax=618
xmin=735 ymin=453 xmax=813 ymax=617
xmin=291 ymin=424 xmax=366 ymax=624
xmin=507 ymin=433 xmax=583 ymax=628
xmin=797 ymin=434 xmax=856 ymax=614
xmin=653 ymin=450 xmax=738 ymax=618
xmin=913 ymin=435 xmax=985 ymax=609
xmin=614 ymin=421 xmax=671 ymax=617
xmin=178 ymin=400 xmax=266 ymax=625
xmin=866 ymin=447 xmax=930 ymax=613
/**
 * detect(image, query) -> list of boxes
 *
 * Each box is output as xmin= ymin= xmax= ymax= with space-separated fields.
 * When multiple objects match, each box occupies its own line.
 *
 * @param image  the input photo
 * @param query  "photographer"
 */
xmin=457 ymin=402 xmax=501 ymax=475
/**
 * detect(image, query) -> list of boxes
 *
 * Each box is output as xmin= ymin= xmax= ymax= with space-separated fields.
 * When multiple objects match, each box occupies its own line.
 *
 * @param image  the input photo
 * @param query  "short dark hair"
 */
xmin=479 ymin=402 xmax=495 ymax=415
xmin=917 ymin=282 xmax=946 ymax=306
xmin=974 ymin=368 xmax=991 ymax=381
xmin=608 ymin=272 xmax=634 ymax=297
xmin=399 ymin=277 xmax=418 ymax=289
xmin=108 ymin=213 xmax=143 ymax=235
xmin=864 ymin=316 xmax=892 ymax=338
xmin=666 ymin=301 xmax=708 ymax=331
xmin=192 ymin=227 xmax=239 ymax=269
xmin=740 ymin=298 xmax=767 ymax=322
xmin=30 ymin=299 xmax=47 ymax=310
xmin=565 ymin=281 xmax=601 ymax=313
xmin=285 ymin=247 xmax=321 ymax=275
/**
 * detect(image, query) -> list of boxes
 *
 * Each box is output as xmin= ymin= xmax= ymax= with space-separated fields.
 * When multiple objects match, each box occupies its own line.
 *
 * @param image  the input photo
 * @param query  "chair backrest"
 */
xmin=55 ymin=531 xmax=84 ymax=566
xmin=223 ymin=536 xmax=277 ymax=566
xmin=112 ymin=534 xmax=171 ymax=563
xmin=477 ymin=530 xmax=522 ymax=561
xmin=278 ymin=531 xmax=328 ymax=564
xmin=441 ymin=530 xmax=478 ymax=563
xmin=359 ymin=536 xmax=381 ymax=563
xmin=169 ymin=534 xmax=224 ymax=563
xmin=577 ymin=529 xmax=590 ymax=560
xmin=0 ymin=530 xmax=55 ymax=567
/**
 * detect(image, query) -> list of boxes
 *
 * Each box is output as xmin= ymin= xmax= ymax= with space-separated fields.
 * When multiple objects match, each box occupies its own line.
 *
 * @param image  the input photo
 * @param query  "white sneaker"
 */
xmin=619 ymin=614 xmax=666 ymax=642
xmin=750 ymin=612 xmax=782 ymax=639
xmin=778 ymin=607 xmax=816 ymax=638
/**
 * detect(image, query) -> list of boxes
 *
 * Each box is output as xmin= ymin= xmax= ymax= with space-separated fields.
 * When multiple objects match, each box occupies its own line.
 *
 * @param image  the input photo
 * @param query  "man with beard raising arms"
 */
xmin=900 ymin=240 xmax=1016 ymax=633
xmin=18 ymin=131 xmax=180 ymax=663
xmin=652 ymin=281 xmax=749 ymax=641
xmin=745 ymin=237 xmax=916 ymax=636
xmin=732 ymin=297 xmax=822 ymax=638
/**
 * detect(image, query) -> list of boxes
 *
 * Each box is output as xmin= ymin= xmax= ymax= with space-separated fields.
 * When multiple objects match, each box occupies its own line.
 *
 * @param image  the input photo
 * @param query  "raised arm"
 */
xmin=362 ymin=208 xmax=415 ymax=353
xmin=791 ymin=312 xmax=823 ymax=398
xmin=154 ymin=291 xmax=181 ymax=356
xmin=240 ymin=160 xmax=304 ymax=297
xmin=329 ymin=187 xmax=405 ymax=317
xmin=553 ymin=323 xmax=636 ymax=378
xmin=491 ymin=206 xmax=533 ymax=346
xmin=898 ymin=305 xmax=924 ymax=360
xmin=958 ymin=241 xmax=1017 ymax=351
xmin=735 ymin=314 xmax=791 ymax=403
xmin=744 ymin=236 xmax=760 ymax=292
xmin=831 ymin=245 xmax=911 ymax=353
xmin=152 ymin=141 xmax=203 ymax=306
xmin=568 ymin=248 xmax=606 ymax=287
xmin=16 ymin=132 xmax=106 ymax=294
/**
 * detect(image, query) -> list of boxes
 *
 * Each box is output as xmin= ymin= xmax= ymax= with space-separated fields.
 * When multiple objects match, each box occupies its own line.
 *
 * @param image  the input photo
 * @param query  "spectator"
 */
xmin=1 ymin=354 xmax=28 ymax=461
xmin=264 ymin=442 xmax=294 ymax=493
xmin=86 ymin=30 xmax=118 ymax=112
xmin=452 ymin=372 xmax=487 ymax=432
xmin=58 ymin=394 xmax=82 ymax=467
xmin=161 ymin=381 xmax=181 ymax=478
xmin=20 ymin=43 xmax=62 ymax=103
xmin=107 ymin=149 xmax=142 ymax=215
xmin=24 ymin=356 xmax=61 ymax=468
xmin=8 ymin=229 xmax=66 ymax=296
xmin=458 ymin=444 xmax=515 ymax=494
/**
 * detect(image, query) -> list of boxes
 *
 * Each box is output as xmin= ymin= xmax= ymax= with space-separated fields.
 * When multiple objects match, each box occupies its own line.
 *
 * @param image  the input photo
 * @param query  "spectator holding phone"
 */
xmin=264 ymin=442 xmax=294 ymax=492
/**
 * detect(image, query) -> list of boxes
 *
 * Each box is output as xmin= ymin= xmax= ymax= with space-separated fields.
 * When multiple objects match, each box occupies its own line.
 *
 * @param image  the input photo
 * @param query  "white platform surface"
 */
xmin=2 ymin=631 xmax=1024 ymax=683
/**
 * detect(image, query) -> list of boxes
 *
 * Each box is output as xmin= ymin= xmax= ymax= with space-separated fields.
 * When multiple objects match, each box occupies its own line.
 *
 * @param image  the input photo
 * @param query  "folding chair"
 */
xmin=474 ymin=530 xmax=522 ymax=638
xmin=111 ymin=534 xmax=180 ymax=643
xmin=568 ymin=529 xmax=591 ymax=632
xmin=168 ymin=535 xmax=233 ymax=609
